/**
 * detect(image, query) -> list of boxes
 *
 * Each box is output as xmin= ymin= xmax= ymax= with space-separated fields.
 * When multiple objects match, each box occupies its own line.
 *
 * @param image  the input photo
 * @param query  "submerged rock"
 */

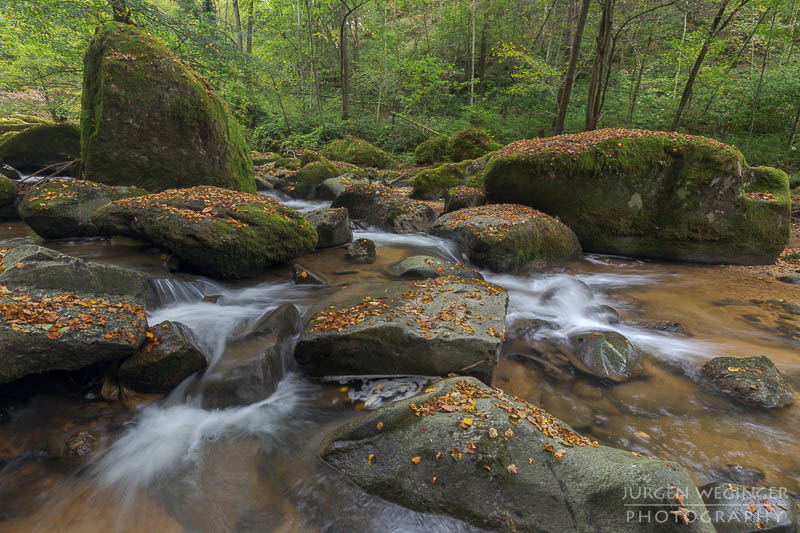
xmin=92 ymin=186 xmax=317 ymax=279
xmin=304 ymin=208 xmax=352 ymax=248
xmin=0 ymin=246 xmax=149 ymax=384
xmin=567 ymin=331 xmax=643 ymax=382
xmin=322 ymin=138 xmax=393 ymax=169
xmin=391 ymin=255 xmax=483 ymax=280
xmin=293 ymin=264 xmax=328 ymax=285
xmin=431 ymin=204 xmax=582 ymax=273
xmin=0 ymin=123 xmax=80 ymax=173
xmin=321 ymin=376 xmax=713 ymax=533
xmin=81 ymin=22 xmax=254 ymax=192
xmin=117 ymin=321 xmax=206 ymax=393
xmin=444 ymin=185 xmax=487 ymax=213
xmin=484 ymin=129 xmax=790 ymax=265
xmin=701 ymin=356 xmax=795 ymax=408
xmin=700 ymin=482 xmax=797 ymax=533
xmin=333 ymin=183 xmax=436 ymax=233
xmin=294 ymin=277 xmax=508 ymax=382
xmin=345 ymin=238 xmax=376 ymax=264
xmin=19 ymin=180 xmax=146 ymax=239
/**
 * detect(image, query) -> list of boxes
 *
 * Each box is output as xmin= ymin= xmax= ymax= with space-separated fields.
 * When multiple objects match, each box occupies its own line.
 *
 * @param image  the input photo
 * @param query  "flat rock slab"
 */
xmin=294 ymin=276 xmax=508 ymax=383
xmin=431 ymin=203 xmax=582 ymax=273
xmin=0 ymin=245 xmax=149 ymax=384
xmin=391 ymin=255 xmax=483 ymax=280
xmin=321 ymin=376 xmax=714 ymax=533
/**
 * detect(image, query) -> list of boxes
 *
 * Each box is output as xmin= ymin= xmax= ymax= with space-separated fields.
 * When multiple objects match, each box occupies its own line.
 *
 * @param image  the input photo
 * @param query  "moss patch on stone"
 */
xmin=414 ymin=135 xmax=450 ymax=165
xmin=449 ymin=128 xmax=501 ymax=162
xmin=81 ymin=22 xmax=254 ymax=192
xmin=322 ymin=138 xmax=393 ymax=169
xmin=0 ymin=123 xmax=80 ymax=172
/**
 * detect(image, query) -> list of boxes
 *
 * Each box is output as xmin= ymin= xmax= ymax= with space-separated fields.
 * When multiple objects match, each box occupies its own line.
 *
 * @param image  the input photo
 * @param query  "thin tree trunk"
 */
xmin=246 ymin=0 xmax=254 ymax=53
xmin=788 ymin=102 xmax=800 ymax=148
xmin=627 ymin=36 xmax=652 ymax=125
xmin=749 ymin=10 xmax=776 ymax=137
xmin=477 ymin=14 xmax=488 ymax=95
xmin=232 ymin=0 xmax=243 ymax=51
xmin=554 ymin=0 xmax=591 ymax=135
xmin=673 ymin=11 xmax=687 ymax=97
xmin=340 ymin=4 xmax=351 ymax=120
xmin=671 ymin=0 xmax=751 ymax=131
xmin=304 ymin=0 xmax=325 ymax=132
xmin=470 ymin=0 xmax=476 ymax=106
xmin=585 ymin=0 xmax=614 ymax=131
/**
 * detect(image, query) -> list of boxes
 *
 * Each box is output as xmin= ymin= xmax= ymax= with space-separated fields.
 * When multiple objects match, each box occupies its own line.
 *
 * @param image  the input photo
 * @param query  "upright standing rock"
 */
xmin=81 ymin=22 xmax=255 ymax=192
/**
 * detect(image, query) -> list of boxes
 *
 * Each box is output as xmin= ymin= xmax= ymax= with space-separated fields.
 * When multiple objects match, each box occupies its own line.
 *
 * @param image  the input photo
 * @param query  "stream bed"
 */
xmin=0 ymin=213 xmax=798 ymax=532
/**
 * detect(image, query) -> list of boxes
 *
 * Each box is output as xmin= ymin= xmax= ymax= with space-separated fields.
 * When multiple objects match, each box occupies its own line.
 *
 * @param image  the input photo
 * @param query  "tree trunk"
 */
xmin=232 ymin=0 xmax=243 ymax=51
xmin=554 ymin=0 xmax=591 ymax=135
xmin=477 ymin=15 xmax=488 ymax=95
xmin=788 ymin=101 xmax=800 ymax=148
xmin=340 ymin=4 xmax=351 ymax=120
xmin=749 ymin=9 xmax=776 ymax=137
xmin=246 ymin=0 xmax=254 ymax=53
xmin=585 ymin=0 xmax=614 ymax=131
xmin=109 ymin=0 xmax=132 ymax=23
xmin=671 ymin=0 xmax=750 ymax=131
xmin=627 ymin=36 xmax=652 ymax=125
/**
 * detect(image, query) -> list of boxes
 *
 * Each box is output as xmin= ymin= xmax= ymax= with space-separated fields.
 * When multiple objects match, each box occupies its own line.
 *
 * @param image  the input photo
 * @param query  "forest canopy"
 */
xmin=1 ymin=0 xmax=799 ymax=172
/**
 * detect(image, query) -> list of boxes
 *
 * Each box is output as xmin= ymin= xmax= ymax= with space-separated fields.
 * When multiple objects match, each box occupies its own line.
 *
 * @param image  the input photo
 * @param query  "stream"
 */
xmin=0 ymin=195 xmax=798 ymax=531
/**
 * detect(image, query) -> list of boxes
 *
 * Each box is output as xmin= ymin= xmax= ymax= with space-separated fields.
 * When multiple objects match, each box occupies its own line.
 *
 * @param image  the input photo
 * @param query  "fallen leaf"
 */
xmin=411 ymin=456 xmax=421 ymax=464
xmin=507 ymin=464 xmax=518 ymax=475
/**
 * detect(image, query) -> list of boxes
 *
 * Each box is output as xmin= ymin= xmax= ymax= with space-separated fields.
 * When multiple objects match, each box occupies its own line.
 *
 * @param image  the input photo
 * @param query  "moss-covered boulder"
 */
xmin=81 ymin=22 xmax=254 ymax=192
xmin=0 ymin=123 xmax=80 ymax=173
xmin=117 ymin=321 xmax=206 ymax=393
xmin=701 ymin=356 xmax=795 ymax=408
xmin=412 ymin=156 xmax=491 ymax=199
xmin=19 ymin=180 xmax=146 ymax=239
xmin=431 ymin=204 xmax=582 ymax=273
xmin=321 ymin=376 xmax=714 ymax=533
xmin=92 ymin=186 xmax=317 ymax=279
xmin=317 ymin=173 xmax=369 ymax=201
xmin=0 ymin=176 xmax=17 ymax=221
xmin=0 ymin=246 xmax=149 ymax=384
xmin=484 ymin=129 xmax=790 ymax=264
xmin=293 ymin=160 xmax=337 ymax=199
xmin=444 ymin=185 xmax=487 ymax=213
xmin=294 ymin=277 xmax=508 ymax=383
xmin=0 ymin=115 xmax=53 ymax=136
xmin=332 ymin=183 xmax=437 ymax=233
xmin=322 ymin=138 xmax=393 ymax=169
xmin=449 ymin=128 xmax=501 ymax=162
xmin=414 ymin=135 xmax=450 ymax=165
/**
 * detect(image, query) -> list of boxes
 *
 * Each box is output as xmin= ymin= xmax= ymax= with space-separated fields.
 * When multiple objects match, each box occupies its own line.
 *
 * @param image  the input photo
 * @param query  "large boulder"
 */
xmin=81 ymin=22 xmax=255 ymax=192
xmin=332 ymin=183 xmax=436 ymax=233
xmin=0 ymin=245 xmax=149 ymax=384
xmin=412 ymin=157 xmax=490 ymax=200
xmin=0 ymin=176 xmax=17 ymax=221
xmin=117 ymin=321 xmax=206 ymax=393
xmin=92 ymin=186 xmax=317 ymax=279
xmin=304 ymin=208 xmax=352 ymax=248
xmin=316 ymin=173 xmax=368 ymax=201
xmin=292 ymin=161 xmax=336 ymax=199
xmin=294 ymin=277 xmax=508 ymax=383
xmin=431 ymin=204 xmax=582 ymax=273
xmin=414 ymin=135 xmax=450 ymax=165
xmin=701 ymin=356 xmax=795 ymax=408
xmin=0 ymin=123 xmax=80 ymax=173
xmin=448 ymin=128 xmax=501 ymax=162
xmin=321 ymin=376 xmax=714 ymax=533
xmin=19 ymin=180 xmax=146 ymax=239
xmin=322 ymin=138 xmax=393 ymax=169
xmin=484 ymin=129 xmax=790 ymax=264
xmin=700 ymin=482 xmax=797 ymax=533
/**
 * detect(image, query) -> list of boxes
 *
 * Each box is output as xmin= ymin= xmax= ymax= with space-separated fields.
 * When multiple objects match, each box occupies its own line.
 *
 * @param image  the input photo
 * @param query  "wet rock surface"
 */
xmin=322 ymin=376 xmax=714 ymax=533
xmin=333 ymin=183 xmax=436 ymax=233
xmin=304 ymin=208 xmax=352 ymax=249
xmin=701 ymin=356 xmax=795 ymax=408
xmin=566 ymin=331 xmax=644 ymax=382
xmin=0 ymin=246 xmax=149 ymax=384
xmin=295 ymin=277 xmax=508 ymax=382
xmin=431 ymin=204 xmax=582 ymax=273
xmin=391 ymin=255 xmax=483 ymax=280
xmin=345 ymin=238 xmax=376 ymax=264
xmin=700 ymin=482 xmax=797 ymax=533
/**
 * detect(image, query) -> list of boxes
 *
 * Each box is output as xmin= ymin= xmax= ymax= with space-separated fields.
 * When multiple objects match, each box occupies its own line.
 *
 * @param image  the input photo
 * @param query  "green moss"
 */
xmin=0 ymin=123 xmax=80 ymax=172
xmin=295 ymin=160 xmax=336 ymax=198
xmin=412 ymin=163 xmax=465 ymax=198
xmin=81 ymin=22 xmax=255 ymax=192
xmin=414 ymin=135 xmax=450 ymax=165
xmin=0 ymin=176 xmax=17 ymax=205
xmin=300 ymin=150 xmax=323 ymax=166
xmin=322 ymin=138 xmax=393 ymax=169
xmin=449 ymin=129 xmax=501 ymax=163
xmin=273 ymin=157 xmax=300 ymax=170
xmin=484 ymin=130 xmax=789 ymax=264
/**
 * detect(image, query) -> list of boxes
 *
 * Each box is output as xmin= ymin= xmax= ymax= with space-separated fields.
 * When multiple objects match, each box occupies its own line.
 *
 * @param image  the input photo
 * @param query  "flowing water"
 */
xmin=0 ymin=204 xmax=799 ymax=531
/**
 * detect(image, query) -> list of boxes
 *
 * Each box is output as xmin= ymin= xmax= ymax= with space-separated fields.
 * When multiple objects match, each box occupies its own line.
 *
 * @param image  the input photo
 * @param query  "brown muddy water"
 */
xmin=0 ymin=210 xmax=798 ymax=532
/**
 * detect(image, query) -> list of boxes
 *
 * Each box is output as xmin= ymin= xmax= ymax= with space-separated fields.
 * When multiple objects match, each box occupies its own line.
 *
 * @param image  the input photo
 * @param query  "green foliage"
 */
xmin=415 ymin=136 xmax=450 ymax=165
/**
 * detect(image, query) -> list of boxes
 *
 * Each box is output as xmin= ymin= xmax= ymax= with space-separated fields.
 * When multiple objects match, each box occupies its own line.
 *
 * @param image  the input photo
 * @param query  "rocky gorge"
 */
xmin=0 ymin=20 xmax=798 ymax=533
